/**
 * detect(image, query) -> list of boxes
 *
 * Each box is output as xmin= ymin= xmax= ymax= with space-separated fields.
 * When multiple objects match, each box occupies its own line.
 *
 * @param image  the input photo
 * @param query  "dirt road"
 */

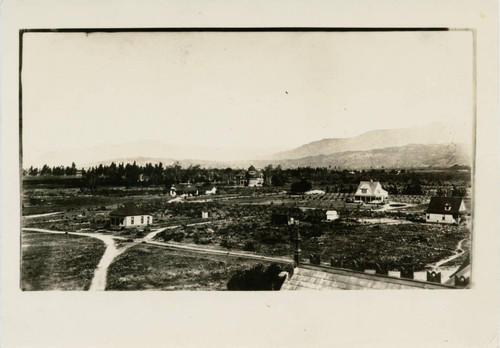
xmin=23 ymin=225 xmax=290 ymax=291
xmin=23 ymin=212 xmax=63 ymax=219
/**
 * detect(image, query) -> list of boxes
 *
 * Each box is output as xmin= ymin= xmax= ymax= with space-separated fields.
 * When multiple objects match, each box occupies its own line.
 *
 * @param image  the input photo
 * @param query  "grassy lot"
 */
xmin=106 ymin=244 xmax=283 ymax=291
xmin=22 ymin=186 xmax=472 ymax=274
xmin=21 ymin=231 xmax=106 ymax=290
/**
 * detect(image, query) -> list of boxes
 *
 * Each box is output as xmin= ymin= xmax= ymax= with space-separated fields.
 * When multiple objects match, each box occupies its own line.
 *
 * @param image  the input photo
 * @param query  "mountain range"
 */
xmin=27 ymin=122 xmax=473 ymax=169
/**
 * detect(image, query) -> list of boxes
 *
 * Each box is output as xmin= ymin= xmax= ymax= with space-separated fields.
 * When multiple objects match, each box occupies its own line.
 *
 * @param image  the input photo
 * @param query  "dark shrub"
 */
xmin=227 ymin=263 xmax=287 ymax=291
xmin=243 ymin=241 xmax=256 ymax=251
xmin=173 ymin=232 xmax=185 ymax=242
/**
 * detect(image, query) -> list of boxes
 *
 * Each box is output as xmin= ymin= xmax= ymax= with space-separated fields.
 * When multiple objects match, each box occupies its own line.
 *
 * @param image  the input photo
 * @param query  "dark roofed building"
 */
xmin=425 ymin=196 xmax=466 ymax=224
xmin=109 ymin=203 xmax=153 ymax=228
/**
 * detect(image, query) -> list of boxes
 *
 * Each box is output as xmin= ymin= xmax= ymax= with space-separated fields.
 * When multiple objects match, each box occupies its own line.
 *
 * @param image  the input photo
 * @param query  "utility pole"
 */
xmin=293 ymin=220 xmax=301 ymax=267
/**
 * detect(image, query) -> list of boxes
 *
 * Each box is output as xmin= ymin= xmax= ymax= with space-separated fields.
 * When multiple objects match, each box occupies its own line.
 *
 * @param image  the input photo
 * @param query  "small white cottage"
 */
xmin=109 ymin=203 xmax=153 ymax=228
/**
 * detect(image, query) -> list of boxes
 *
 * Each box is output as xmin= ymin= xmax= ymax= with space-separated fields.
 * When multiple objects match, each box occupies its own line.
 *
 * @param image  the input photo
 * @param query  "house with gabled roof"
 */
xmin=425 ymin=196 xmax=466 ymax=224
xmin=246 ymin=165 xmax=264 ymax=187
xmin=109 ymin=203 xmax=153 ymax=228
xmin=354 ymin=180 xmax=388 ymax=203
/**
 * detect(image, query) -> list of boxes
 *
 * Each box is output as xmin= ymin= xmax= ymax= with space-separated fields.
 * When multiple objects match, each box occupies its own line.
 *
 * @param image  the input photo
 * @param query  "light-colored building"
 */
xmin=425 ymin=196 xmax=466 ymax=224
xmin=326 ymin=210 xmax=339 ymax=221
xmin=354 ymin=180 xmax=388 ymax=203
xmin=170 ymin=183 xmax=199 ymax=197
xmin=305 ymin=190 xmax=326 ymax=195
xmin=247 ymin=165 xmax=264 ymax=187
xmin=109 ymin=204 xmax=153 ymax=228
xmin=205 ymin=187 xmax=217 ymax=195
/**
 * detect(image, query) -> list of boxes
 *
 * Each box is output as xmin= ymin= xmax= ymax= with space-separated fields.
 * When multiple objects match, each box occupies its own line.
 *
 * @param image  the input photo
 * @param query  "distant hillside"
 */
xmin=257 ymin=143 xmax=472 ymax=169
xmin=74 ymin=143 xmax=471 ymax=170
xmin=267 ymin=122 xmax=472 ymax=160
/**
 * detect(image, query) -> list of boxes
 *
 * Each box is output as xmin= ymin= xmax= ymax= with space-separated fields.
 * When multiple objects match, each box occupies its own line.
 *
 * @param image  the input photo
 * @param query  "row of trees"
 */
xmin=26 ymin=163 xmax=77 ymax=176
xmin=23 ymin=162 xmax=471 ymax=194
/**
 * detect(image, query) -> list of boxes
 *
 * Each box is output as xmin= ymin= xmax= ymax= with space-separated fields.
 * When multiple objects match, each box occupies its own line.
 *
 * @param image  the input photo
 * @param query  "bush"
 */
xmin=290 ymin=180 xmax=312 ymax=195
xmin=227 ymin=263 xmax=287 ymax=290
xmin=243 ymin=241 xmax=256 ymax=251
xmin=173 ymin=232 xmax=185 ymax=242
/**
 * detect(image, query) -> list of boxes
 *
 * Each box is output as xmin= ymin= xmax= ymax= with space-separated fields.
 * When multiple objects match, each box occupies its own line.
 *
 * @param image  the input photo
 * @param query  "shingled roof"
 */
xmin=109 ymin=204 xmax=150 ymax=217
xmin=358 ymin=181 xmax=380 ymax=193
xmin=426 ymin=197 xmax=466 ymax=215
xmin=281 ymin=264 xmax=454 ymax=290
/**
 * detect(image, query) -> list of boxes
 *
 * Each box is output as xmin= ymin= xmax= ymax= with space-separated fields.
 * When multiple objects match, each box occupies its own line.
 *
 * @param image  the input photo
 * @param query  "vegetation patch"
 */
xmin=106 ymin=244 xmax=282 ymax=290
xmin=21 ymin=231 xmax=106 ymax=290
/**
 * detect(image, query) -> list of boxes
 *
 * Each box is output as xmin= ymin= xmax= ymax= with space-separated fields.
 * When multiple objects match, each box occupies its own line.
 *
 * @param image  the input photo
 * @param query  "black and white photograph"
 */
xmin=1 ymin=1 xmax=498 ymax=347
xmin=20 ymin=29 xmax=474 ymax=291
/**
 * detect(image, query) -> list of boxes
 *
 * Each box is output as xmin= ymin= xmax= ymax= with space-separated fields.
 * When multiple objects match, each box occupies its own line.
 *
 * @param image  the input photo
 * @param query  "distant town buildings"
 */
xmin=354 ymin=180 xmax=388 ymax=203
xmin=425 ymin=196 xmax=466 ymax=224
xmin=109 ymin=203 xmax=153 ymax=228
xmin=170 ymin=183 xmax=199 ymax=197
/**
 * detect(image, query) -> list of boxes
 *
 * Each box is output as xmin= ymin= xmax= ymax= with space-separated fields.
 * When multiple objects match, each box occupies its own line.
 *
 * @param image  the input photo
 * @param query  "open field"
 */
xmin=21 ymin=231 xmax=106 ymax=290
xmin=106 ymin=243 xmax=283 ymax=290
xmin=22 ymin=183 xmax=472 ymax=284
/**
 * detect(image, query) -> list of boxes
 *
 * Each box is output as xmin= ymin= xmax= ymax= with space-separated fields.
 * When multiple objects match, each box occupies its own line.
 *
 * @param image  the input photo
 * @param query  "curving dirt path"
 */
xmin=23 ymin=225 xmax=291 ymax=290
xmin=23 ymin=228 xmax=139 ymax=290
xmin=430 ymin=238 xmax=468 ymax=271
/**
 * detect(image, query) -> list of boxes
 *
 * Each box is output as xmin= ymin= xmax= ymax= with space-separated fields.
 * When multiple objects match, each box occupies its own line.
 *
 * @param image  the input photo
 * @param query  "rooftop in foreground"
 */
xmin=281 ymin=264 xmax=456 ymax=290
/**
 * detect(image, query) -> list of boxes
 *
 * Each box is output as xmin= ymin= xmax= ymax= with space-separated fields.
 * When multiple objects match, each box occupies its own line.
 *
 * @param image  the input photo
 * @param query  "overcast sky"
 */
xmin=22 ymin=30 xmax=473 ymax=164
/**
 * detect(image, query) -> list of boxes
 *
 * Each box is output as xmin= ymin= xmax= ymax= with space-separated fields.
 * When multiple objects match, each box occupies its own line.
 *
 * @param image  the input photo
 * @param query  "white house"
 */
xmin=425 ymin=197 xmax=466 ymax=224
xmin=205 ymin=187 xmax=217 ymax=195
xmin=354 ymin=180 xmax=388 ymax=203
xmin=326 ymin=210 xmax=339 ymax=221
xmin=247 ymin=166 xmax=264 ymax=187
xmin=109 ymin=204 xmax=153 ymax=228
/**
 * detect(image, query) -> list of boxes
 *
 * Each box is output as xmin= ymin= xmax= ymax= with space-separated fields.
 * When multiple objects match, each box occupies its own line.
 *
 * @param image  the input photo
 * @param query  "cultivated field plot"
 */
xmin=21 ymin=231 xmax=106 ymax=290
xmin=106 ymin=244 xmax=281 ymax=291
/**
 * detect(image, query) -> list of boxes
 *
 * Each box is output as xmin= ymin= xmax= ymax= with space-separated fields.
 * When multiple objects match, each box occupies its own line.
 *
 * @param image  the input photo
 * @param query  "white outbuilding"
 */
xmin=326 ymin=210 xmax=339 ymax=221
xmin=109 ymin=203 xmax=153 ymax=228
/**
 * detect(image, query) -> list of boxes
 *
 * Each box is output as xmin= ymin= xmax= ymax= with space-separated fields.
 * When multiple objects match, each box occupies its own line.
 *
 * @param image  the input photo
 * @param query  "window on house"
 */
xmin=147 ymin=216 xmax=150 ymax=224
xmin=442 ymin=216 xmax=445 ymax=220
xmin=131 ymin=216 xmax=134 ymax=224
xmin=426 ymin=215 xmax=430 ymax=219
xmin=141 ymin=216 xmax=144 ymax=224
xmin=361 ymin=189 xmax=367 ymax=193
xmin=445 ymin=204 xmax=451 ymax=211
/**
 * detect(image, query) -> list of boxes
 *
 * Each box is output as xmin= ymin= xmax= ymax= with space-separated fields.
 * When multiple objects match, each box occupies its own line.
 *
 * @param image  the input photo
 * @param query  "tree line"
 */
xmin=23 ymin=162 xmax=470 ymax=195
